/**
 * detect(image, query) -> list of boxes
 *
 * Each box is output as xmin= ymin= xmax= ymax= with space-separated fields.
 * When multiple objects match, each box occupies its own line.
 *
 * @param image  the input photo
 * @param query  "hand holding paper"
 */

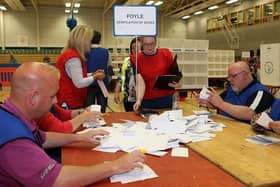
xmin=90 ymin=105 xmax=101 ymax=112
xmin=255 ymin=112 xmax=273 ymax=129
xmin=199 ymin=86 xmax=210 ymax=99
xmin=111 ymin=150 xmax=146 ymax=174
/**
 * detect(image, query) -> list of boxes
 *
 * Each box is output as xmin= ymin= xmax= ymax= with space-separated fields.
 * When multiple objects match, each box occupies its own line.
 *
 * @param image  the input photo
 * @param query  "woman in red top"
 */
xmin=56 ymin=25 xmax=105 ymax=109
xmin=131 ymin=37 xmax=181 ymax=110
xmin=36 ymin=104 xmax=100 ymax=133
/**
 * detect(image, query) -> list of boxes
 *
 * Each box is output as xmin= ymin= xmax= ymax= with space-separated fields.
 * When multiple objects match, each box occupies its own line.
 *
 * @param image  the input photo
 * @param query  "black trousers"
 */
xmin=123 ymin=99 xmax=135 ymax=112
xmin=84 ymin=85 xmax=107 ymax=113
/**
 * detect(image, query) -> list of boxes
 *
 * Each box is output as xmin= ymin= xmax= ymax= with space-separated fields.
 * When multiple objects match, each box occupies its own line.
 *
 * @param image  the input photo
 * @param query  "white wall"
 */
xmin=4 ymin=7 xmax=37 ymax=46
xmin=39 ymin=7 xmax=70 ymax=47
xmin=0 ymin=6 xmax=187 ymax=49
xmin=161 ymin=17 xmax=187 ymax=39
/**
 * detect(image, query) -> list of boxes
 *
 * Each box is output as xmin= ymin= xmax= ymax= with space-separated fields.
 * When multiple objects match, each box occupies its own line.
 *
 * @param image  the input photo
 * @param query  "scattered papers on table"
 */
xmin=110 ymin=164 xmax=158 ymax=184
xmin=256 ymin=112 xmax=273 ymax=129
xmin=246 ymin=134 xmax=280 ymax=145
xmin=93 ymin=110 xmax=225 ymax=154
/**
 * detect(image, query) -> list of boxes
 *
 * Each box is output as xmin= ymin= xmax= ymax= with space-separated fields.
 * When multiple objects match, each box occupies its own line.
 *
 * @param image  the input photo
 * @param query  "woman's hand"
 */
xmin=93 ymin=70 xmax=105 ymax=80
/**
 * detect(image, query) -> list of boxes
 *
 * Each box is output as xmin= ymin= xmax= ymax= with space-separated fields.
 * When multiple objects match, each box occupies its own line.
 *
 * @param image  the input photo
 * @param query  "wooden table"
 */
xmin=62 ymin=112 xmax=244 ymax=187
xmin=182 ymin=100 xmax=280 ymax=187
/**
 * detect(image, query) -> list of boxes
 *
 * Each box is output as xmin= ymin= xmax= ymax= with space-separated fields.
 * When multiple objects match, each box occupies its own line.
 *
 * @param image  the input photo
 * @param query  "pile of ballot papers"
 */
xmin=89 ymin=109 xmax=225 ymax=154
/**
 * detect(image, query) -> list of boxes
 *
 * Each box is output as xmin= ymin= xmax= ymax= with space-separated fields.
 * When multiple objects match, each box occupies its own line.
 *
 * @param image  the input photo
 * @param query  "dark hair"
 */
xmin=130 ymin=37 xmax=141 ymax=54
xmin=91 ymin=30 xmax=101 ymax=44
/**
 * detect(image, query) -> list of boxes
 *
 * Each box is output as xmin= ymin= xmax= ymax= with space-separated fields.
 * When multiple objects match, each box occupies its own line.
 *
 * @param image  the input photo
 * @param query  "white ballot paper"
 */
xmin=171 ymin=147 xmax=189 ymax=158
xmin=90 ymin=104 xmax=101 ymax=112
xmin=199 ymin=86 xmax=210 ymax=99
xmin=256 ymin=112 xmax=273 ymax=129
xmin=110 ymin=164 xmax=158 ymax=184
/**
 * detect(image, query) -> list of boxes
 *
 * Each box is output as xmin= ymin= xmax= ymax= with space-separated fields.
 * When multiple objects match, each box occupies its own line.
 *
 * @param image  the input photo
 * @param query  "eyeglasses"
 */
xmin=228 ymin=71 xmax=245 ymax=79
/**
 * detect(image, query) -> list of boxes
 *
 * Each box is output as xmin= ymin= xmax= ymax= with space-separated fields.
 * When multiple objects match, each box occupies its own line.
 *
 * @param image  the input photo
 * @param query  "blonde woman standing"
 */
xmin=56 ymin=25 xmax=104 ymax=109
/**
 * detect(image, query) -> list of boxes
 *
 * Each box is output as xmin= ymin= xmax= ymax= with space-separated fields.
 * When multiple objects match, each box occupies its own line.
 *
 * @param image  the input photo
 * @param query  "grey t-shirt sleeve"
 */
xmin=65 ymin=58 xmax=94 ymax=88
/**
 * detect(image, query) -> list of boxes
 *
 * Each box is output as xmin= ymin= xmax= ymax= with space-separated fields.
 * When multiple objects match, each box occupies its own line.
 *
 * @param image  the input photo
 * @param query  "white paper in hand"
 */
xmin=90 ymin=105 xmax=101 ymax=112
xmin=256 ymin=112 xmax=273 ymax=129
xmin=199 ymin=87 xmax=210 ymax=99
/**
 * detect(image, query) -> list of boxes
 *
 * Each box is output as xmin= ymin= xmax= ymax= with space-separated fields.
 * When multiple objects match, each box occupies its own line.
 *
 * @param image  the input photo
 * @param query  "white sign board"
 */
xmin=242 ymin=51 xmax=250 ymax=58
xmin=113 ymin=6 xmax=157 ymax=36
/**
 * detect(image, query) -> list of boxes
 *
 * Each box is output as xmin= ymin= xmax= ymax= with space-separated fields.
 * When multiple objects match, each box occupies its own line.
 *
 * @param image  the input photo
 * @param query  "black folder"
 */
xmin=153 ymin=75 xmax=181 ymax=90
xmin=153 ymin=54 xmax=182 ymax=90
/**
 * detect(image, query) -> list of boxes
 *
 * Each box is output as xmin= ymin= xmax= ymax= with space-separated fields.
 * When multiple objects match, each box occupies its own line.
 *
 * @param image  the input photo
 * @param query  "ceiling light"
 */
xmin=208 ymin=5 xmax=219 ymax=10
xmin=74 ymin=3 xmax=80 ymax=8
xmin=182 ymin=15 xmax=191 ymax=19
xmin=146 ymin=1 xmax=154 ymax=5
xmin=0 ymin=6 xmax=7 ymax=11
xmin=194 ymin=11 xmax=203 ymax=15
xmin=65 ymin=2 xmax=71 ymax=8
xmin=73 ymin=9 xmax=79 ymax=14
xmin=154 ymin=1 xmax=163 ymax=6
xmin=226 ymin=0 xmax=238 ymax=4
xmin=65 ymin=9 xmax=70 ymax=13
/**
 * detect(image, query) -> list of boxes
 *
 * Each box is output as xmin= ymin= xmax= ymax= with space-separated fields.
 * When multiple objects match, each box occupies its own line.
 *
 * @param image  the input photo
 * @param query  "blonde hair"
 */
xmin=62 ymin=25 xmax=93 ymax=60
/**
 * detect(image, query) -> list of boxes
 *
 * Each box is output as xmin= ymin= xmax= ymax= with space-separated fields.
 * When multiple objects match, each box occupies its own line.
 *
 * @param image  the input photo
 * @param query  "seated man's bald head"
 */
xmin=9 ymin=62 xmax=60 ymax=119
xmin=229 ymin=61 xmax=251 ymax=73
xmin=11 ymin=62 xmax=60 ymax=94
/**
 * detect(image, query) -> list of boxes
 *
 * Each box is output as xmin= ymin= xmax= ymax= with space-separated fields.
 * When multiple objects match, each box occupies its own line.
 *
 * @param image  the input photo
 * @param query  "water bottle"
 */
xmin=172 ymin=92 xmax=180 ymax=110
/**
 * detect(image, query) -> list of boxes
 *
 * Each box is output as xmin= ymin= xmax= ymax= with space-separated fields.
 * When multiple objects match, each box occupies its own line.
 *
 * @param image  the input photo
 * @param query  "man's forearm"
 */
xmin=136 ymin=74 xmax=145 ymax=103
xmin=219 ymin=101 xmax=255 ymax=121
xmin=43 ymin=132 xmax=83 ymax=148
xmin=53 ymin=162 xmax=117 ymax=187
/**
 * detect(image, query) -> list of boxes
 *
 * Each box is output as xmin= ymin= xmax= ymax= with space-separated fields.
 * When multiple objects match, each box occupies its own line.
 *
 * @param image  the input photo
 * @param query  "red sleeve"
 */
xmin=36 ymin=112 xmax=73 ymax=133
xmin=53 ymin=104 xmax=72 ymax=121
